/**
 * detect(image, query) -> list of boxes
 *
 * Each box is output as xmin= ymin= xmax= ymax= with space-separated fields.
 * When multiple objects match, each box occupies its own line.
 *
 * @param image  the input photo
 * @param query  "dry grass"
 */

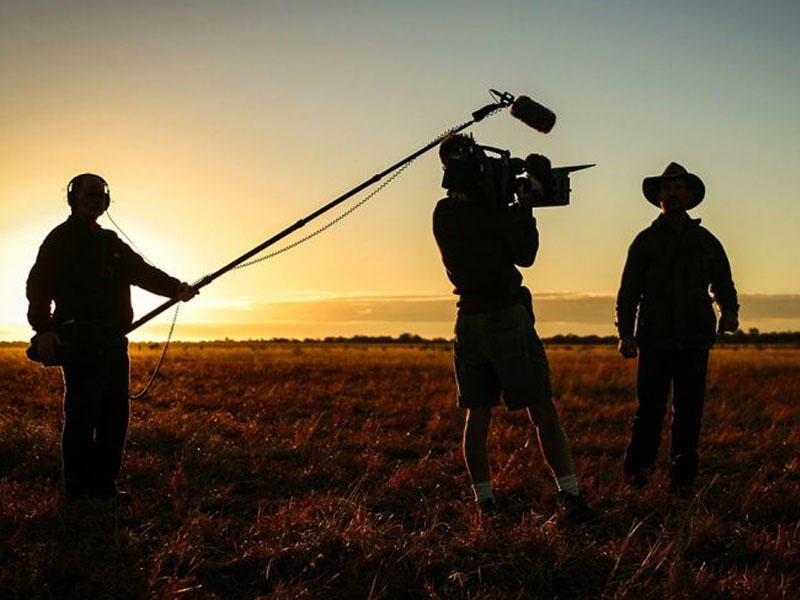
xmin=1 ymin=342 xmax=798 ymax=599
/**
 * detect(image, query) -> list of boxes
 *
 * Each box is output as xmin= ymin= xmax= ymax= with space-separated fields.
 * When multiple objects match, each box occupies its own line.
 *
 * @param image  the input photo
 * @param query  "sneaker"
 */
xmin=557 ymin=491 xmax=594 ymax=523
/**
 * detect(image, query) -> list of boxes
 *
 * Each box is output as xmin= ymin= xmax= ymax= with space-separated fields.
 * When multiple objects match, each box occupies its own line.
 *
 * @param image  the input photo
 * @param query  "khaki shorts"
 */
xmin=454 ymin=303 xmax=552 ymax=410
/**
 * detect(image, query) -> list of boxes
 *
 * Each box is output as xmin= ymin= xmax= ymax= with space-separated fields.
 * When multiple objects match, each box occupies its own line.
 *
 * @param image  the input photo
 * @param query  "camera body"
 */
xmin=440 ymin=135 xmax=593 ymax=208
xmin=479 ymin=147 xmax=595 ymax=209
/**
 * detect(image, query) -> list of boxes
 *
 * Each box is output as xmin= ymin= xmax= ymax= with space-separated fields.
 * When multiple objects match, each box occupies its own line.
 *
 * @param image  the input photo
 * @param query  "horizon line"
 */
xmin=3 ymin=292 xmax=799 ymax=343
xmin=5 ymin=328 xmax=800 ymax=346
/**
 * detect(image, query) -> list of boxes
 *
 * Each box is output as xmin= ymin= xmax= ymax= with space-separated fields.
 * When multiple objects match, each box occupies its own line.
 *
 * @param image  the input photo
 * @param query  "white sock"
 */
xmin=471 ymin=481 xmax=494 ymax=503
xmin=556 ymin=474 xmax=580 ymax=496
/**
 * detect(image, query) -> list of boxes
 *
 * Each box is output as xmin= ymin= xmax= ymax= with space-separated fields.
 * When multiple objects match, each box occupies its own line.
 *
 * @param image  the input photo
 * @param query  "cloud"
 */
xmin=734 ymin=294 xmax=800 ymax=319
xmin=191 ymin=294 xmax=457 ymax=323
xmin=185 ymin=292 xmax=800 ymax=329
xmin=6 ymin=292 xmax=800 ymax=342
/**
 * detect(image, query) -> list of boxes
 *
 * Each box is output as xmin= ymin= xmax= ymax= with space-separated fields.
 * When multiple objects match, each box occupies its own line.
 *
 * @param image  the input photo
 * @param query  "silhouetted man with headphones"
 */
xmin=26 ymin=173 xmax=197 ymax=501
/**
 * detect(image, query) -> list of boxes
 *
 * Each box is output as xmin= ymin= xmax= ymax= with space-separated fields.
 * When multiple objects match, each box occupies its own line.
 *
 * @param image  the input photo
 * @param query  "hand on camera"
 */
xmin=516 ymin=176 xmax=543 ymax=209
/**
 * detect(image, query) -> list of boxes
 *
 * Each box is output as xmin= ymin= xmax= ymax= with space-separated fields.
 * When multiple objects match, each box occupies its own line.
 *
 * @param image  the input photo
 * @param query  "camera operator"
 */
xmin=432 ymin=133 xmax=590 ymax=520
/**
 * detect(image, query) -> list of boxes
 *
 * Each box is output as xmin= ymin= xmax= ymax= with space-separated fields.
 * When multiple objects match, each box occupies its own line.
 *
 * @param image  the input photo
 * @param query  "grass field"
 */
xmin=1 ymin=342 xmax=798 ymax=599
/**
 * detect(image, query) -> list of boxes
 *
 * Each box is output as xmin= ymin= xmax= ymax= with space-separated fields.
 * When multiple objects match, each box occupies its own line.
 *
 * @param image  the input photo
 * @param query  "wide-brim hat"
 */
xmin=642 ymin=162 xmax=705 ymax=209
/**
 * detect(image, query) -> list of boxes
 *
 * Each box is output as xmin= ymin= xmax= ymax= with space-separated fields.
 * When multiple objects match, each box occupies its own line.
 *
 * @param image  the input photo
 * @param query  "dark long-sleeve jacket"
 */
xmin=27 ymin=214 xmax=183 ymax=336
xmin=616 ymin=214 xmax=738 ymax=349
xmin=433 ymin=193 xmax=538 ymax=314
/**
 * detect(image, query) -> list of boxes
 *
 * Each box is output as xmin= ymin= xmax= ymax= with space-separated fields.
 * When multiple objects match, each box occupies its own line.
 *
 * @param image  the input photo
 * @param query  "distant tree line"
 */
xmin=543 ymin=331 xmax=799 ymax=345
xmin=306 ymin=333 xmax=451 ymax=345
xmin=263 ymin=329 xmax=800 ymax=346
xmin=5 ymin=329 xmax=800 ymax=348
xmin=713 ymin=329 xmax=800 ymax=346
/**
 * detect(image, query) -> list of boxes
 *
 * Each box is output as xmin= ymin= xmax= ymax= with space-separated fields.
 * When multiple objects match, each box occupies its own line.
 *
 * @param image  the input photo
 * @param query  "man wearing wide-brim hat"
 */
xmin=615 ymin=162 xmax=739 ymax=495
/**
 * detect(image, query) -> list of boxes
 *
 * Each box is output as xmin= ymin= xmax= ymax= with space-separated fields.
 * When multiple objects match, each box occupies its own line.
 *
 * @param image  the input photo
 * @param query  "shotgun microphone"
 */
xmin=510 ymin=95 xmax=556 ymax=134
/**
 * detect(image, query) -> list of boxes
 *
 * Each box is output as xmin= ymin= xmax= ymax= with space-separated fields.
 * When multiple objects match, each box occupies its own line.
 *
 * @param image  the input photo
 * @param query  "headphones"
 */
xmin=67 ymin=173 xmax=110 ymax=210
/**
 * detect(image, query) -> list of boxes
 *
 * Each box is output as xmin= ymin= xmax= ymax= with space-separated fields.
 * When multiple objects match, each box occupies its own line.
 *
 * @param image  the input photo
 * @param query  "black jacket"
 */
xmin=433 ymin=193 xmax=538 ymax=314
xmin=616 ymin=214 xmax=738 ymax=349
xmin=27 ymin=215 xmax=182 ymax=336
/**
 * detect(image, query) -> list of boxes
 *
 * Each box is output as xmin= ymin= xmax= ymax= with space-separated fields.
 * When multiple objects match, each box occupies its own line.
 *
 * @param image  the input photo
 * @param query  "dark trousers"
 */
xmin=623 ymin=346 xmax=709 ymax=485
xmin=61 ymin=345 xmax=130 ymax=496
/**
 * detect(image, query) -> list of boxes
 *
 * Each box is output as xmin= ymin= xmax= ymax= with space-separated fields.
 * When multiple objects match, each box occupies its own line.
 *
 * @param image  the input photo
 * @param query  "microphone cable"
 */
xmin=230 ymin=120 xmax=474 ymax=271
xmin=105 ymin=208 xmax=181 ymax=400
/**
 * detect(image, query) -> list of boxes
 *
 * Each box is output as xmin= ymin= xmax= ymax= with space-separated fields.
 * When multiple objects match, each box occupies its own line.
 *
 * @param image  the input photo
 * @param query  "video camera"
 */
xmin=439 ymin=133 xmax=594 ymax=208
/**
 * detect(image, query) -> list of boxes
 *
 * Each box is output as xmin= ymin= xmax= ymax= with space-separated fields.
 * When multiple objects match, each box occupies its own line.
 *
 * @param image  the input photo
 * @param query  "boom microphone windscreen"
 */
xmin=510 ymin=95 xmax=556 ymax=134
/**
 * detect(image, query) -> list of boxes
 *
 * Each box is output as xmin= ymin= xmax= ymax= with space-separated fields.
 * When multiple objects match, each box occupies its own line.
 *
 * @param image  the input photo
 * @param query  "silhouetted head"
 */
xmin=642 ymin=163 xmax=705 ymax=212
xmin=439 ymin=133 xmax=487 ymax=195
xmin=438 ymin=133 xmax=477 ymax=166
xmin=67 ymin=173 xmax=110 ymax=222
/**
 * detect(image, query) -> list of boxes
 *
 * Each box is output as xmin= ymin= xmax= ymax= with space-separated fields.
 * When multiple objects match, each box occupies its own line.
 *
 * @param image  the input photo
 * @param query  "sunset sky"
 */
xmin=2 ymin=1 xmax=799 ymax=341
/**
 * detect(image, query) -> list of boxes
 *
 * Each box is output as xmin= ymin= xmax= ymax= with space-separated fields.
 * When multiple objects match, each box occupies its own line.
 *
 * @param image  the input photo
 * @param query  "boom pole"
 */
xmin=127 ymin=94 xmax=512 ymax=333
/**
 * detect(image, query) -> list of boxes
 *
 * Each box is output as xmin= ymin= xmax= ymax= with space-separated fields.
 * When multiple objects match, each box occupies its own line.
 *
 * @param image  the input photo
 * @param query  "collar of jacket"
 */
xmin=652 ymin=213 xmax=701 ymax=231
xmin=447 ymin=190 xmax=472 ymax=202
xmin=67 ymin=212 xmax=102 ymax=233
